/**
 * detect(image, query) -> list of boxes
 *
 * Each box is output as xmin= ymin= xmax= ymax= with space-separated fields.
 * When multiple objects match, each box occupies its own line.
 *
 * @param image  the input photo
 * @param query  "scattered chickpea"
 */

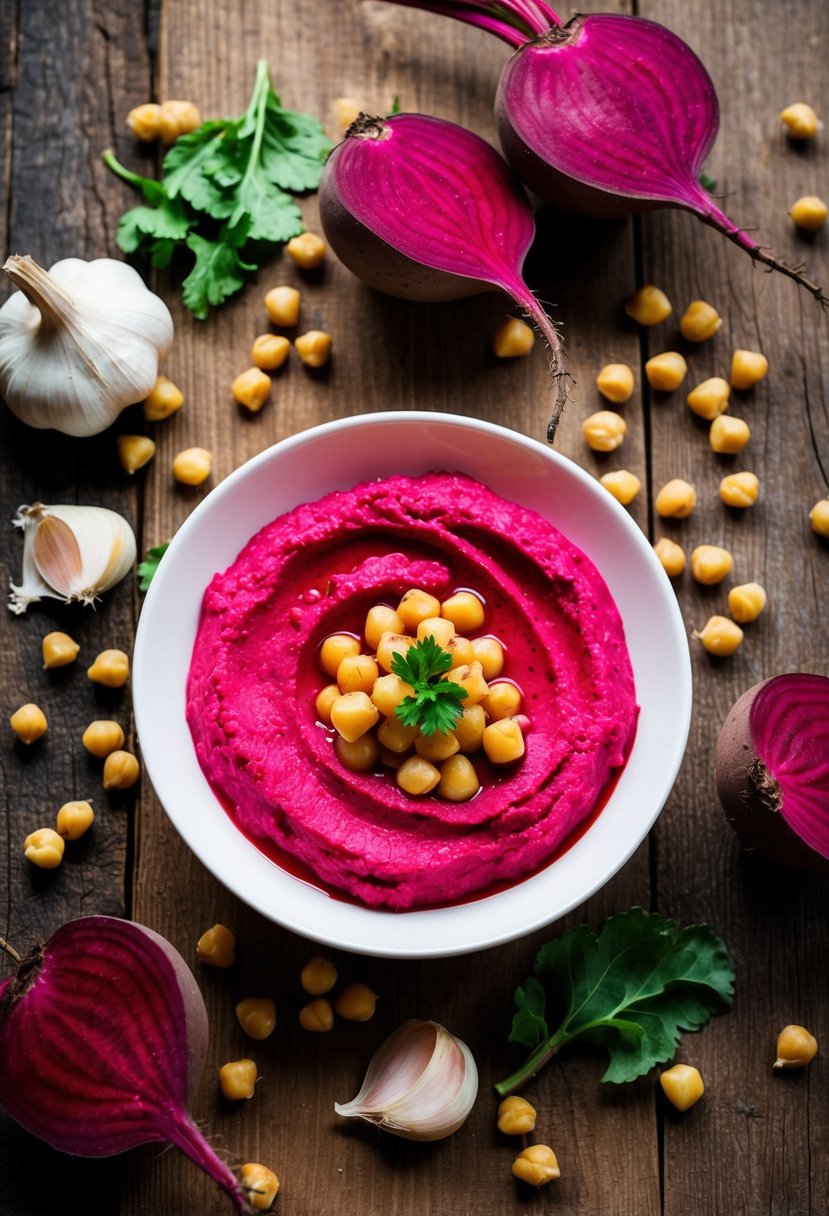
xmin=780 ymin=102 xmax=819 ymax=140
xmin=583 ymin=410 xmax=627 ymax=452
xmin=512 ymin=1144 xmax=561 ymax=1186
xmin=320 ymin=633 xmax=361 ymax=678
xmin=398 ymin=588 xmax=442 ymax=630
xmin=774 ymin=1024 xmax=818 ymax=1069
xmin=56 ymin=800 xmax=95 ymax=841
xmin=295 ymin=330 xmax=332 ymax=368
xmin=497 ymin=1095 xmax=537 ymax=1135
xmin=264 ymin=285 xmax=301 ymax=327
xmin=232 ymin=367 xmax=272 ymax=413
xmin=397 ymin=755 xmax=441 ymax=796
xmin=415 ymin=728 xmax=460 ymax=762
xmin=728 ymin=582 xmax=767 ymax=623
xmin=301 ymin=954 xmax=338 ymax=995
xmin=126 ymin=103 xmax=163 ymax=142
xmin=624 ymin=284 xmax=672 ymax=326
xmin=337 ymin=654 xmax=380 ymax=696
xmin=10 ymin=703 xmax=47 ymax=744
xmin=143 ymin=375 xmax=184 ymax=421
xmin=599 ymin=469 xmax=641 ymax=505
xmin=42 ymin=631 xmax=79 ymax=669
xmin=239 ymin=1162 xmax=280 ymax=1211
xmin=446 ymin=660 xmax=489 ymax=706
xmin=219 ymin=1058 xmax=258 ymax=1101
xmin=693 ymin=615 xmax=744 ymax=657
xmin=196 ymin=923 xmax=236 ymax=968
xmin=335 ymin=981 xmax=377 ymax=1022
xmin=453 ymin=705 xmax=486 ymax=753
xmin=441 ymin=590 xmax=485 ymax=633
xmin=417 ymin=615 xmax=456 ymax=648
xmin=655 ymin=478 xmax=696 ymax=519
xmin=299 ymin=998 xmax=335 ymax=1032
xmin=653 ymin=537 xmax=686 ymax=577
xmin=23 ymin=827 xmax=65 ymax=869
xmin=332 ymin=96 xmax=363 ymax=131
xmin=335 ymin=733 xmax=380 ymax=773
xmin=370 ymin=673 xmax=413 ymax=718
xmin=173 ymin=447 xmax=212 ymax=486
xmin=687 ymin=377 xmax=730 ymax=420
xmin=438 ymin=754 xmax=481 ymax=801
xmin=470 ymin=636 xmax=504 ymax=680
xmin=730 ymin=349 xmax=768 ymax=390
xmin=250 ymin=334 xmax=290 ymax=373
xmin=102 ymin=750 xmax=140 ymax=790
xmin=596 ymin=363 xmax=634 ymax=403
xmin=690 ymin=545 xmax=734 ymax=585
xmin=710 ymin=415 xmax=751 ymax=454
xmin=481 ymin=717 xmax=523 ymax=762
xmin=809 ymin=498 xmax=829 ymax=538
xmin=330 ymin=691 xmax=379 ymax=742
xmin=82 ymin=720 xmax=125 ymax=758
xmin=679 ymin=300 xmax=722 ymax=342
xmin=365 ymin=605 xmax=405 ymax=650
xmin=236 ymin=997 xmax=277 ymax=1041
xmin=790 ymin=195 xmax=828 ymax=232
xmin=117 ymin=434 xmax=156 ymax=475
xmin=286 ymin=232 xmax=327 ymax=269
xmin=645 ymin=351 xmax=688 ymax=392
xmin=659 ymin=1063 xmax=704 ymax=1111
xmin=493 ymin=317 xmax=535 ymax=358
xmin=720 ymin=471 xmax=760 ymax=508
xmin=158 ymin=99 xmax=202 ymax=143
xmin=87 ymin=649 xmax=130 ymax=688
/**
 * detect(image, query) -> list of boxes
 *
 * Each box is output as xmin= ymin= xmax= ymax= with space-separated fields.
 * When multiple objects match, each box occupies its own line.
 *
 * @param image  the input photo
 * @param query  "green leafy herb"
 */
xmin=699 ymin=172 xmax=717 ymax=192
xmin=103 ymin=61 xmax=331 ymax=317
xmin=495 ymin=908 xmax=734 ymax=1095
xmin=137 ymin=542 xmax=170 ymax=593
xmin=391 ymin=635 xmax=468 ymax=736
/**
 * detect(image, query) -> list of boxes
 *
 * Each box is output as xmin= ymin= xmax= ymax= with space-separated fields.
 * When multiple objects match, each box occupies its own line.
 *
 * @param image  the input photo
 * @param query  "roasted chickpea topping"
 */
xmin=143 ymin=375 xmax=184 ymax=421
xmin=335 ymin=981 xmax=378 ymax=1022
xmin=196 ymin=923 xmax=236 ymax=968
xmin=439 ymin=754 xmax=481 ymax=802
xmin=299 ymin=998 xmax=334 ymax=1032
xmin=780 ymin=102 xmax=819 ymax=140
xmin=158 ymin=99 xmax=202 ymax=143
xmin=483 ymin=718 xmax=525 ymax=764
xmin=219 ymin=1058 xmax=258 ymax=1100
xmin=690 ymin=545 xmax=734 ymax=585
xmin=264 ymin=285 xmax=301 ymax=326
xmin=126 ymin=102 xmax=162 ymax=142
xmin=24 ymin=827 xmax=65 ymax=869
xmin=56 ymin=800 xmax=95 ymax=841
xmin=332 ymin=96 xmax=363 ymax=131
xmin=453 ymin=704 xmax=486 ymax=752
xmin=583 ymin=409 xmax=627 ymax=452
xmin=337 ymin=654 xmax=379 ymax=695
xmin=728 ymin=582 xmax=767 ymax=623
xmin=493 ymin=317 xmax=535 ymax=357
xmin=512 ymin=1144 xmax=561 ymax=1186
xmin=447 ymin=635 xmax=476 ymax=668
xmin=103 ymin=750 xmax=140 ymax=790
xmin=653 ymin=537 xmax=686 ymax=577
xmin=790 ymin=195 xmax=828 ymax=232
xmin=320 ymin=633 xmax=361 ymax=678
xmin=82 ymin=720 xmax=125 ymax=758
xmin=295 ymin=330 xmax=332 ymax=368
xmin=808 ymin=498 xmax=829 ymax=538
xmin=251 ymin=334 xmax=290 ymax=372
xmin=117 ymin=434 xmax=156 ymax=475
xmin=416 ymin=615 xmax=456 ymax=648
xmin=397 ymin=588 xmax=441 ymax=631
xmin=600 ymin=469 xmax=641 ymax=505
xmin=334 ymin=733 xmax=380 ymax=773
xmin=730 ymin=350 xmax=768 ymax=390
xmin=720 ymin=471 xmax=760 ymax=508
xmin=87 ymin=649 xmax=130 ymax=688
xmin=655 ymin=478 xmax=696 ymax=518
xmin=774 ymin=1024 xmax=818 ymax=1069
xmin=173 ymin=447 xmax=212 ymax=486
xmin=482 ymin=681 xmax=522 ymax=721
xmin=441 ymin=590 xmax=485 ymax=633
xmin=659 ymin=1063 xmax=704 ymax=1110
xmin=397 ymin=755 xmax=441 ymax=796
xmin=42 ymin=631 xmax=79 ymax=669
xmin=687 ymin=377 xmax=730 ymax=420
xmin=415 ymin=729 xmax=460 ymax=763
xmin=596 ymin=362 xmax=634 ymax=403
xmin=330 ymin=691 xmax=379 ymax=742
xmin=497 ymin=1095 xmax=537 ymax=1135
xmin=10 ymin=703 xmax=47 ymax=744
xmin=693 ymin=616 xmax=744 ymax=657
xmin=286 ymin=232 xmax=327 ymax=269
xmin=236 ymin=997 xmax=277 ymax=1041
xmin=370 ymin=673 xmax=414 ymax=717
xmin=375 ymin=631 xmax=414 ymax=673
xmin=239 ymin=1162 xmax=280 ymax=1211
xmin=446 ymin=660 xmax=489 ymax=705
xmin=710 ymin=415 xmax=751 ymax=454
xmin=679 ymin=300 xmax=722 ymax=342
xmin=471 ymin=636 xmax=505 ymax=680
xmin=365 ymin=604 xmax=405 ymax=650
xmin=301 ymin=954 xmax=338 ymax=996
xmin=645 ymin=351 xmax=687 ymax=392
xmin=624 ymin=284 xmax=672 ymax=326
xmin=232 ymin=367 xmax=272 ymax=412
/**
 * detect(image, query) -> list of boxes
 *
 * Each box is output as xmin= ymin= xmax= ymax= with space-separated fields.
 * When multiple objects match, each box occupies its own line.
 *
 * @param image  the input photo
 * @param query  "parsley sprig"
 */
xmin=392 ymin=635 xmax=467 ymax=736
xmin=102 ymin=61 xmax=331 ymax=317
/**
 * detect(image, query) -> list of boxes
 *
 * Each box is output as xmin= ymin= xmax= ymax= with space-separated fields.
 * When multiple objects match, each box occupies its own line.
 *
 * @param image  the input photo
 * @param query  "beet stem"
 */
xmin=162 ymin=1107 xmax=250 ymax=1214
xmin=0 ymin=936 xmax=21 ymax=966
xmin=508 ymin=282 xmax=567 ymax=441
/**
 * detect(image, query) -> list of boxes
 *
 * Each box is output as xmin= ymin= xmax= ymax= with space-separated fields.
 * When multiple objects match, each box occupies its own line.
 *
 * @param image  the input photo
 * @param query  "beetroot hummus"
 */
xmin=186 ymin=473 xmax=637 ymax=910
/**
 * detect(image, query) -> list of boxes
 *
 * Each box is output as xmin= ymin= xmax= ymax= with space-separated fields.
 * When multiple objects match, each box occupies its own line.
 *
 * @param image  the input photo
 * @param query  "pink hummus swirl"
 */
xmin=186 ymin=473 xmax=637 ymax=910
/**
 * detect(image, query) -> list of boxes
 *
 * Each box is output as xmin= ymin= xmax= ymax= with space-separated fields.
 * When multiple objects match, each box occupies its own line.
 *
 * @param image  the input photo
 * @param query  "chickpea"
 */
xmin=103 ymin=750 xmax=140 ymax=790
xmin=470 ymin=636 xmax=505 ymax=680
xmin=497 ymin=1095 xmax=537 ymax=1135
xmin=264 ymin=285 xmax=301 ymax=326
xmin=295 ymin=330 xmax=332 ymax=368
xmin=710 ymin=415 xmax=750 ymax=454
xmin=173 ymin=447 xmax=212 ymax=486
xmin=446 ymin=636 xmax=476 ymax=669
xmin=42 ymin=631 xmax=79 ymax=669
xmin=117 ymin=434 xmax=156 ymax=475
xmin=336 ymin=654 xmax=379 ymax=695
xmin=334 ymin=733 xmax=380 ymax=773
xmin=690 ymin=545 xmax=734 ymax=585
xmin=299 ymin=998 xmax=334 ymax=1032
xmin=720 ymin=471 xmax=760 ymax=508
xmin=644 ymin=351 xmax=687 ymax=392
xmin=679 ymin=300 xmax=722 ymax=342
xmin=232 ymin=367 xmax=272 ymax=413
xmin=330 ymin=691 xmax=379 ymax=742
xmin=483 ymin=718 xmax=525 ymax=764
xmin=315 ymin=684 xmax=340 ymax=725
xmin=453 ymin=704 xmax=486 ymax=752
xmin=659 ymin=1063 xmax=704 ymax=1111
xmin=370 ymin=673 xmax=414 ymax=717
xmin=655 ymin=478 xmax=696 ymax=519
xmin=239 ymin=1162 xmax=280 ymax=1211
xmin=56 ymin=800 xmax=95 ymax=841
xmin=301 ymin=955 xmax=338 ymax=995
xmin=693 ymin=616 xmax=744 ymax=657
xmin=493 ymin=317 xmax=535 ymax=357
xmin=441 ymin=590 xmax=485 ymax=633
xmin=126 ymin=102 xmax=162 ymax=142
xmin=332 ymin=96 xmax=363 ymax=131
xmin=790 ymin=195 xmax=828 ymax=232
xmin=334 ymin=981 xmax=377 ymax=1022
xmin=143 ymin=374 xmax=184 ymax=421
xmin=251 ymin=334 xmax=290 ymax=372
xmin=482 ymin=681 xmax=522 ymax=721
xmin=375 ymin=631 xmax=414 ymax=673
xmin=415 ymin=729 xmax=460 ymax=763
xmin=10 ymin=703 xmax=47 ymax=744
xmin=624 ymin=284 xmax=672 ymax=326
xmin=596 ymin=362 xmax=634 ymax=403
xmin=196 ymin=923 xmax=236 ymax=968
xmin=600 ymin=469 xmax=641 ymax=505
xmin=396 ymin=755 xmax=441 ymax=796
xmin=23 ymin=827 xmax=65 ymax=869
xmin=365 ymin=604 xmax=405 ymax=650
xmin=730 ymin=349 xmax=768 ymax=390
xmin=780 ymin=102 xmax=819 ymax=140
xmin=583 ymin=410 xmax=627 ymax=452
xmin=218 ymin=1058 xmax=258 ymax=1100
xmin=653 ymin=537 xmax=686 ymax=577
xmin=319 ymin=633 xmax=361 ymax=678
xmin=236 ymin=997 xmax=277 ymax=1041
xmin=728 ymin=582 xmax=767 ymax=623
xmin=512 ymin=1144 xmax=560 ymax=1186
xmin=446 ymin=660 xmax=489 ymax=706
xmin=438 ymin=754 xmax=481 ymax=802
xmin=809 ymin=498 xmax=829 ymax=538
xmin=82 ymin=720 xmax=124 ymax=758
xmin=416 ymin=616 xmax=456 ymax=648
xmin=397 ymin=588 xmax=441 ymax=630
xmin=687 ymin=377 xmax=730 ymax=420
xmin=286 ymin=232 xmax=327 ymax=269
xmin=773 ymin=1024 xmax=818 ymax=1069
xmin=87 ymin=649 xmax=130 ymax=688
xmin=158 ymin=99 xmax=202 ymax=143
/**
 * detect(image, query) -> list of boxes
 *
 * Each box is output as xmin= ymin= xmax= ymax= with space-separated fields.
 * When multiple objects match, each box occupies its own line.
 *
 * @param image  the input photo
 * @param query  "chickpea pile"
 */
xmin=315 ymin=585 xmax=526 ymax=803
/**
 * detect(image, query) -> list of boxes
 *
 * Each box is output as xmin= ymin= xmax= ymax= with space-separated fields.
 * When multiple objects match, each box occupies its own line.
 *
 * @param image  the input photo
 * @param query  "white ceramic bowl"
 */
xmin=134 ymin=412 xmax=691 ymax=958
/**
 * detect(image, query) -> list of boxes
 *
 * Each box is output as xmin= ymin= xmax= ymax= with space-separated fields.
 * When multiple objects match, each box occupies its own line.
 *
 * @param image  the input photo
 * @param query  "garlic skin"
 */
xmin=334 ymin=1019 xmax=478 ymax=1141
xmin=9 ymin=503 xmax=136 ymax=615
xmin=0 ymin=255 xmax=173 ymax=436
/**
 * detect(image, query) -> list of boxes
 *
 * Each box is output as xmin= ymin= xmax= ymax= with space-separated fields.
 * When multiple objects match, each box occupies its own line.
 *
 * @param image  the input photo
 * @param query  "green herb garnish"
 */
xmin=495 ymin=907 xmax=735 ymax=1095
xmin=103 ymin=61 xmax=331 ymax=317
xmin=137 ymin=542 xmax=170 ymax=592
xmin=699 ymin=172 xmax=717 ymax=192
xmin=391 ymin=635 xmax=468 ymax=736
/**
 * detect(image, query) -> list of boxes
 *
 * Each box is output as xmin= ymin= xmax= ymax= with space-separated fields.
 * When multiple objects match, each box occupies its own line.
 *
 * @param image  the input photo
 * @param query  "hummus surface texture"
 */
xmin=187 ymin=473 xmax=637 ymax=910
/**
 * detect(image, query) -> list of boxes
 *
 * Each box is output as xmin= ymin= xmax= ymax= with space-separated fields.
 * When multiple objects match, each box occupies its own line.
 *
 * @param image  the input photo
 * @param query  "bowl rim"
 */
xmin=134 ymin=410 xmax=692 ymax=958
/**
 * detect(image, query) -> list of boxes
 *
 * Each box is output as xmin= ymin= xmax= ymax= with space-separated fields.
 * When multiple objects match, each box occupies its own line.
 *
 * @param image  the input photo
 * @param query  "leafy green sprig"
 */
xmin=391 ymin=635 xmax=468 ymax=736
xmin=137 ymin=542 xmax=170 ymax=592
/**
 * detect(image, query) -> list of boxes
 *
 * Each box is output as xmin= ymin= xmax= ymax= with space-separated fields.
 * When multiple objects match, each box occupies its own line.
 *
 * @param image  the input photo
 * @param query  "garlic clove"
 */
xmin=334 ymin=1019 xmax=478 ymax=1142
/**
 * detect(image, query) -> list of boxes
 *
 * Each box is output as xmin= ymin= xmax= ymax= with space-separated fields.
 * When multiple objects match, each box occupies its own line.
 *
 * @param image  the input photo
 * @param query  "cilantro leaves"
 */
xmin=391 ymin=635 xmax=468 ymax=736
xmin=137 ymin=542 xmax=170 ymax=593
xmin=495 ymin=908 xmax=735 ymax=1094
xmin=103 ymin=61 xmax=330 ymax=317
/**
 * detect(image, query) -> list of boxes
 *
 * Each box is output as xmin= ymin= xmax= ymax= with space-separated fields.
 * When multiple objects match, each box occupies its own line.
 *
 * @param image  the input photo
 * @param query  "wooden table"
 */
xmin=1 ymin=2 xmax=827 ymax=1213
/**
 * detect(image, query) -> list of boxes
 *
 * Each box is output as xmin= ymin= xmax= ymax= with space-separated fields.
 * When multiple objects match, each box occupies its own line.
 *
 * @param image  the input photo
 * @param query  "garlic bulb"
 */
xmin=334 ymin=1019 xmax=478 ymax=1141
xmin=0 ymin=254 xmax=173 ymax=436
xmin=9 ymin=503 xmax=136 ymax=615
